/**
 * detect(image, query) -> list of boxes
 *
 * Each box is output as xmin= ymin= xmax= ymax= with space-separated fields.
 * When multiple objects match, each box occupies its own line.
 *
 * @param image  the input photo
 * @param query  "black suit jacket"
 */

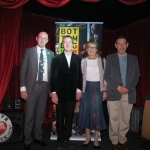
xmin=50 ymin=52 xmax=82 ymax=102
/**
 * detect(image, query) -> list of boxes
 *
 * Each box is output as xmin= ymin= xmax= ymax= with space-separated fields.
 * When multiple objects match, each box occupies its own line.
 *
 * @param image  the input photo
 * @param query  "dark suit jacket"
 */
xmin=104 ymin=52 xmax=140 ymax=104
xmin=50 ymin=52 xmax=82 ymax=102
xmin=20 ymin=46 xmax=54 ymax=93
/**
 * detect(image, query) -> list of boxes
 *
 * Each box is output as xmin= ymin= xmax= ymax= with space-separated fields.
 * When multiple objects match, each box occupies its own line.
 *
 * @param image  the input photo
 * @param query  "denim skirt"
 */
xmin=79 ymin=81 xmax=106 ymax=131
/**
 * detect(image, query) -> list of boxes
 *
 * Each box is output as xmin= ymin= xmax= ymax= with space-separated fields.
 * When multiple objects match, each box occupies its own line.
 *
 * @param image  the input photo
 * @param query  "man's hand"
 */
xmin=76 ymin=92 xmax=82 ymax=101
xmin=51 ymin=93 xmax=59 ymax=104
xmin=20 ymin=91 xmax=28 ymax=100
xmin=117 ymin=86 xmax=129 ymax=95
xmin=103 ymin=92 xmax=107 ymax=101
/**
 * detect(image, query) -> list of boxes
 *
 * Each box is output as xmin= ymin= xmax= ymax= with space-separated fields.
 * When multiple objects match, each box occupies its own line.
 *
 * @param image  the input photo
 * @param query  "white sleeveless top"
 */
xmin=86 ymin=58 xmax=100 ymax=81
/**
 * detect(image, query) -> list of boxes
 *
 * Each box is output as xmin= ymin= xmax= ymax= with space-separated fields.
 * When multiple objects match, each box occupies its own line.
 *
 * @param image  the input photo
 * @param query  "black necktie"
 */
xmin=38 ymin=49 xmax=44 ymax=83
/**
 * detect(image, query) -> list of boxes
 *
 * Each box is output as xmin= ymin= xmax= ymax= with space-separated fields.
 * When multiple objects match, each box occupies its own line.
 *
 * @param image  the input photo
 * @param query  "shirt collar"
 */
xmin=64 ymin=51 xmax=72 ymax=57
xmin=37 ymin=45 xmax=46 ymax=52
xmin=118 ymin=52 xmax=127 ymax=58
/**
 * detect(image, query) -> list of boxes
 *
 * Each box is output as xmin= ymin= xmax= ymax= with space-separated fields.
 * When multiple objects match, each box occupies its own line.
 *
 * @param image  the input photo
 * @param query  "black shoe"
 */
xmin=23 ymin=144 xmax=30 ymax=150
xmin=34 ymin=139 xmax=47 ymax=147
xmin=65 ymin=140 xmax=74 ymax=149
xmin=112 ymin=144 xmax=119 ymax=150
xmin=94 ymin=145 xmax=100 ymax=149
xmin=56 ymin=141 xmax=63 ymax=149
xmin=82 ymin=140 xmax=91 ymax=147
xmin=118 ymin=142 xmax=128 ymax=150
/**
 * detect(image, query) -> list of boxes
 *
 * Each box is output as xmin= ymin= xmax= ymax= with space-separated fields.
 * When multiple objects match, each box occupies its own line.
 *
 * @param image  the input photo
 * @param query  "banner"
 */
xmin=51 ymin=22 xmax=103 ymax=141
xmin=55 ymin=22 xmax=103 ymax=55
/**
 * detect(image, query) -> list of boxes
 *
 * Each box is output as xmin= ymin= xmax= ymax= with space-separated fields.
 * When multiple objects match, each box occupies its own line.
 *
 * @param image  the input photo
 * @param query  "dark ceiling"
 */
xmin=23 ymin=0 xmax=150 ymax=30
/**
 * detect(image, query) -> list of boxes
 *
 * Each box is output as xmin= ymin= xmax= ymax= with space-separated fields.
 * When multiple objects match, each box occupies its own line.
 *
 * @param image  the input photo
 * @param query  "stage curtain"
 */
xmin=81 ymin=0 xmax=101 ymax=2
xmin=119 ymin=0 xmax=146 ymax=6
xmin=37 ymin=0 xmax=70 ymax=8
xmin=0 ymin=7 xmax=23 ymax=106
xmin=0 ymin=0 xmax=29 ymax=9
xmin=3 ymin=13 xmax=63 ymax=124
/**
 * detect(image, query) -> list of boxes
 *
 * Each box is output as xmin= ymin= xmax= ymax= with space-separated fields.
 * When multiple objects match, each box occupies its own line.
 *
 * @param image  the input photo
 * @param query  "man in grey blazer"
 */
xmin=20 ymin=31 xmax=54 ymax=150
xmin=104 ymin=36 xmax=140 ymax=150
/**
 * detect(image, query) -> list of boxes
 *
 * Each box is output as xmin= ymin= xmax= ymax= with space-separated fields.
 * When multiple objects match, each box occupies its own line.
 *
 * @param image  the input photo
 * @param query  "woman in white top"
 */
xmin=79 ymin=41 xmax=107 ymax=149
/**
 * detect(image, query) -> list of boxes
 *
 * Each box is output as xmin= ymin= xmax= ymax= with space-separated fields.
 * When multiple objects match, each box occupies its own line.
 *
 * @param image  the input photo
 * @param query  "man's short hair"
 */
xmin=115 ymin=36 xmax=128 ymax=43
xmin=62 ymin=35 xmax=74 ymax=44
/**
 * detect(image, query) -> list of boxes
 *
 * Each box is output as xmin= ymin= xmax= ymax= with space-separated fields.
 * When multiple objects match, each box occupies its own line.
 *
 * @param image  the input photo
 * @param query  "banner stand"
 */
xmin=51 ymin=103 xmax=101 ymax=141
xmin=50 ymin=133 xmax=101 ymax=141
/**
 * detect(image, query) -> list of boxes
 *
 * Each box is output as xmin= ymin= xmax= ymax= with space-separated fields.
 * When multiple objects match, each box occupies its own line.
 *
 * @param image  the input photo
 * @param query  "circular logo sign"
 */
xmin=0 ymin=113 xmax=13 ymax=143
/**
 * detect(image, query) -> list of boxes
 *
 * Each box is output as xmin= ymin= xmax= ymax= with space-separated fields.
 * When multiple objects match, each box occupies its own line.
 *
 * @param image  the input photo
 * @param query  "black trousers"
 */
xmin=56 ymin=101 xmax=76 ymax=142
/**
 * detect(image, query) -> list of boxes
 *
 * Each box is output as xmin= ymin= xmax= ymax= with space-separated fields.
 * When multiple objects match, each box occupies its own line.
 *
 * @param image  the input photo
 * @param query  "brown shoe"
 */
xmin=118 ymin=142 xmax=128 ymax=150
xmin=112 ymin=144 xmax=119 ymax=150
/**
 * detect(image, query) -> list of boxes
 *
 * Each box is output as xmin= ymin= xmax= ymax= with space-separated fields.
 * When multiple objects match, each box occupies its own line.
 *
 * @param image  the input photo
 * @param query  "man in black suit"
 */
xmin=51 ymin=35 xmax=82 ymax=149
xmin=20 ymin=31 xmax=54 ymax=150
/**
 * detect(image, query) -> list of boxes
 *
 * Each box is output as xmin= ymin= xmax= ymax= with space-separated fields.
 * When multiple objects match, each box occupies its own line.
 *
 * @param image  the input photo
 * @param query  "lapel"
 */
xmin=70 ymin=52 xmax=76 ymax=69
xmin=61 ymin=52 xmax=69 ymax=68
xmin=114 ymin=52 xmax=121 ymax=74
xmin=60 ymin=52 xmax=77 ymax=70
xmin=46 ymin=48 xmax=51 ymax=72
xmin=126 ymin=53 xmax=131 ymax=75
xmin=32 ymin=46 xmax=38 ymax=68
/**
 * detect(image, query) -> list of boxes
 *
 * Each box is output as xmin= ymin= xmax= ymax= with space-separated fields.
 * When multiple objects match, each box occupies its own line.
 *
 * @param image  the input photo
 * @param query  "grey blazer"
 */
xmin=20 ymin=46 xmax=54 ymax=93
xmin=104 ymin=52 xmax=140 ymax=104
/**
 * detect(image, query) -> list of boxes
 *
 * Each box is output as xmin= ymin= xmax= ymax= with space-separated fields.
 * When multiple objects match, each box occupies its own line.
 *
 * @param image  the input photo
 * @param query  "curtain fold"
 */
xmin=0 ymin=7 xmax=23 ymax=104
xmin=119 ymin=0 xmax=146 ymax=6
xmin=0 ymin=0 xmax=147 ymax=9
xmin=37 ymin=0 xmax=70 ymax=8
xmin=81 ymin=0 xmax=101 ymax=2
xmin=3 ymin=13 xmax=63 ymax=123
xmin=0 ymin=0 xmax=29 ymax=9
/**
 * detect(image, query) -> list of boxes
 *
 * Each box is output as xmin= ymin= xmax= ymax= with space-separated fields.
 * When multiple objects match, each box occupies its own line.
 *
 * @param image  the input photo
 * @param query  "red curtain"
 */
xmin=81 ymin=0 xmax=101 ymax=2
xmin=0 ymin=0 xmax=146 ymax=9
xmin=37 ymin=0 xmax=71 ymax=8
xmin=0 ymin=0 xmax=29 ymax=9
xmin=119 ymin=0 xmax=146 ymax=6
xmin=0 ymin=7 xmax=23 ymax=105
xmin=3 ymin=13 xmax=64 ymax=124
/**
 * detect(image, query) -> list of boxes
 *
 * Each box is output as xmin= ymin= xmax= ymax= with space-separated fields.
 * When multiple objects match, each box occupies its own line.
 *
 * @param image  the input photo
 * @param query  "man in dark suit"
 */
xmin=104 ymin=36 xmax=140 ymax=150
xmin=20 ymin=31 xmax=54 ymax=150
xmin=50 ymin=35 xmax=82 ymax=149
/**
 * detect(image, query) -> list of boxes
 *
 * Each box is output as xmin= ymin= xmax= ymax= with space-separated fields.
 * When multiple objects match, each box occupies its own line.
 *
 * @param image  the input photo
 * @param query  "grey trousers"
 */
xmin=24 ymin=81 xmax=49 ymax=145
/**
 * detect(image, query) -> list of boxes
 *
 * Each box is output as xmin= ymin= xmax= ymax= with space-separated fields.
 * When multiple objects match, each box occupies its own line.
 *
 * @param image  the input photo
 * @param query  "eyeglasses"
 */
xmin=38 ymin=36 xmax=48 ymax=41
xmin=87 ymin=46 xmax=97 ymax=51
